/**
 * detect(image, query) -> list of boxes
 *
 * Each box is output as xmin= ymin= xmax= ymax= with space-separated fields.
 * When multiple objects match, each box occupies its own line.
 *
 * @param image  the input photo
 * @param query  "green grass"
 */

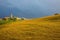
xmin=0 ymin=18 xmax=17 ymax=25
xmin=0 ymin=20 xmax=11 ymax=25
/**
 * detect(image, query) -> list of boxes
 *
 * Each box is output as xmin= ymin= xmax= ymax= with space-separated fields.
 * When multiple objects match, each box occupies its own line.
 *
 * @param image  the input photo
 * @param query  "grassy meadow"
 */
xmin=0 ymin=15 xmax=60 ymax=40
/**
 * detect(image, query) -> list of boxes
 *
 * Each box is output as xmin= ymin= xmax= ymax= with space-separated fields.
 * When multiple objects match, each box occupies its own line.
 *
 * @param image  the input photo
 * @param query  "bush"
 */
xmin=0 ymin=20 xmax=8 ymax=25
xmin=0 ymin=18 xmax=18 ymax=25
xmin=0 ymin=19 xmax=13 ymax=25
xmin=54 ymin=13 xmax=59 ymax=15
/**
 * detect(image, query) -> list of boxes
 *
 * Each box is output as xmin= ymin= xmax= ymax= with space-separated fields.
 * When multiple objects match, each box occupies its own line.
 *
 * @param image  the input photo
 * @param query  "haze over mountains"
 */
xmin=0 ymin=0 xmax=60 ymax=18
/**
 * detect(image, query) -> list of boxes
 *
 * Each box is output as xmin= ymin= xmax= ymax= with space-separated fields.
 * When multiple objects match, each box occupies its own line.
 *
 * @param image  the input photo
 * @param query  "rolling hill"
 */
xmin=0 ymin=15 xmax=60 ymax=40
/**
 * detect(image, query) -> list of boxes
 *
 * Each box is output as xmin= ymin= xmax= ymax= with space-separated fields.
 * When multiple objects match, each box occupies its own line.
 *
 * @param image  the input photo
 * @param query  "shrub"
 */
xmin=0 ymin=20 xmax=8 ymax=25
xmin=54 ymin=13 xmax=59 ymax=15
xmin=0 ymin=19 xmax=13 ymax=25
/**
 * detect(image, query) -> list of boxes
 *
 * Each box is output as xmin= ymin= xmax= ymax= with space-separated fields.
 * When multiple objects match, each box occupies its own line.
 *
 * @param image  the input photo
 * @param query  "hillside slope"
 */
xmin=0 ymin=15 xmax=60 ymax=40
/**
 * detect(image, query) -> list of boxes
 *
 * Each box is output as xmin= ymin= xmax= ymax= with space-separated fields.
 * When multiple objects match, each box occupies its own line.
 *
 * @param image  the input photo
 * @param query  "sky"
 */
xmin=0 ymin=0 xmax=60 ymax=18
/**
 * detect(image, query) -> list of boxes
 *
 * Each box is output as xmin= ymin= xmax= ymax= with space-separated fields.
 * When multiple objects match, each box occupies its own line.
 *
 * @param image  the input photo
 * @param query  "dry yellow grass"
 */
xmin=0 ymin=15 xmax=60 ymax=40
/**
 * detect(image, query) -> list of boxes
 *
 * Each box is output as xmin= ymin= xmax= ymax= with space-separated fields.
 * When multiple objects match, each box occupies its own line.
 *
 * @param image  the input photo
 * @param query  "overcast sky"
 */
xmin=0 ymin=0 xmax=60 ymax=18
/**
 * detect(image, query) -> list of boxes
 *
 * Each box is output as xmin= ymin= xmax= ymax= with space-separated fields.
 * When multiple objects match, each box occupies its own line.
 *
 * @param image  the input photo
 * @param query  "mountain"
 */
xmin=0 ymin=15 xmax=60 ymax=40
